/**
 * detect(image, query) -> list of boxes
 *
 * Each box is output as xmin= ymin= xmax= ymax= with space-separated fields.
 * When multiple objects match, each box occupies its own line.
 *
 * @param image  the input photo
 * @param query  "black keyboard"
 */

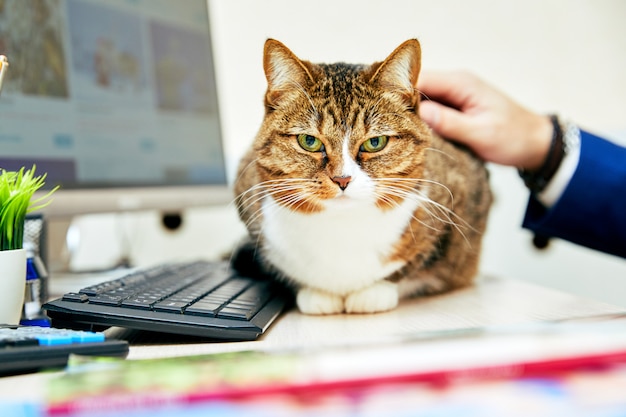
xmin=43 ymin=261 xmax=292 ymax=341
xmin=0 ymin=325 xmax=128 ymax=376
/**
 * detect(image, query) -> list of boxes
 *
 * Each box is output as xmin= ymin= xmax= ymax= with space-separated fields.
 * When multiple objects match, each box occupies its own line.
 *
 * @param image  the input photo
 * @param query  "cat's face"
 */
xmin=251 ymin=39 xmax=432 ymax=214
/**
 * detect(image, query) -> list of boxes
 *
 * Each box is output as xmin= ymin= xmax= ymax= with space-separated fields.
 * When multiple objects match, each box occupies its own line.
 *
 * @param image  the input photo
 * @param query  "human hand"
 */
xmin=418 ymin=71 xmax=553 ymax=171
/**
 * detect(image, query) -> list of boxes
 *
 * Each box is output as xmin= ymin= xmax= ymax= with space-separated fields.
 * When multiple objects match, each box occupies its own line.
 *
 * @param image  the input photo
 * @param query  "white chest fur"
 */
xmin=260 ymin=196 xmax=420 ymax=295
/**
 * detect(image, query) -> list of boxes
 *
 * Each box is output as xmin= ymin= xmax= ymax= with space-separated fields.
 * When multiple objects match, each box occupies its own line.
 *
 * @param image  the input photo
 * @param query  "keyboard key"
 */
xmin=184 ymin=300 xmax=225 ymax=317
xmin=228 ymin=300 xmax=257 ymax=309
xmin=62 ymin=292 xmax=88 ymax=303
xmin=89 ymin=295 xmax=125 ymax=306
xmin=153 ymin=301 xmax=188 ymax=313
xmin=217 ymin=306 xmax=255 ymax=320
xmin=80 ymin=281 xmax=122 ymax=296
xmin=68 ymin=331 xmax=105 ymax=343
xmin=35 ymin=333 xmax=74 ymax=346
xmin=121 ymin=297 xmax=154 ymax=310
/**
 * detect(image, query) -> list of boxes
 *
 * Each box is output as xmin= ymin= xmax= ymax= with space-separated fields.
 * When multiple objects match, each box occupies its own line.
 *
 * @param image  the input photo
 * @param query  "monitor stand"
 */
xmin=45 ymin=205 xmax=245 ymax=275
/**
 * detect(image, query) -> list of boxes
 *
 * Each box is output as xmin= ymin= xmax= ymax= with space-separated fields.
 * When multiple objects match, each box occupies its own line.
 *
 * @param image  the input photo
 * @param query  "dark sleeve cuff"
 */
xmin=522 ymin=130 xmax=626 ymax=259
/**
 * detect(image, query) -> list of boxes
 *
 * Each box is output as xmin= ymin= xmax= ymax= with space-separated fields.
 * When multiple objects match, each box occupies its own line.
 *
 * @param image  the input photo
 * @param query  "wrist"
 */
xmin=522 ymin=114 xmax=553 ymax=171
xmin=518 ymin=115 xmax=566 ymax=194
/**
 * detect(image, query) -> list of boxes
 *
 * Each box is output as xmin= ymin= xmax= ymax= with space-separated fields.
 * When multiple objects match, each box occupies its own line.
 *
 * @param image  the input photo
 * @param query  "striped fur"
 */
xmin=234 ymin=39 xmax=492 ymax=314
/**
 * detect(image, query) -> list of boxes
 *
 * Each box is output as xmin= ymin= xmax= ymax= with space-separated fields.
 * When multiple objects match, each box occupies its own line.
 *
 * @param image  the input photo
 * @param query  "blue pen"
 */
xmin=21 ymin=247 xmax=50 ymax=326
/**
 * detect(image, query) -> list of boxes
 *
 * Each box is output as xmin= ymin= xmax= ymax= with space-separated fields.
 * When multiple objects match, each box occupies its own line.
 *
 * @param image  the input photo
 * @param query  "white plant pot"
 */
xmin=0 ymin=248 xmax=26 ymax=324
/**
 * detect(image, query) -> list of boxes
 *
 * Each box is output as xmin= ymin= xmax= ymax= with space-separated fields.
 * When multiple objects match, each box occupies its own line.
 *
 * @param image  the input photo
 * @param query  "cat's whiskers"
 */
xmin=378 ymin=177 xmax=455 ymax=205
xmin=236 ymin=178 xmax=319 ymax=224
xmin=236 ymin=178 xmax=312 ymax=209
xmin=273 ymin=189 xmax=311 ymax=212
xmin=229 ymin=157 xmax=263 ymax=212
xmin=245 ymin=184 xmax=320 ymax=255
xmin=372 ymin=177 xmax=474 ymax=246
xmin=230 ymin=158 xmax=259 ymax=206
xmin=233 ymin=157 xmax=260 ymax=185
xmin=419 ymin=91 xmax=432 ymax=102
xmin=375 ymin=185 xmax=444 ymax=235
xmin=424 ymin=147 xmax=457 ymax=162
xmin=235 ymin=182 xmax=289 ymax=224
xmin=261 ymin=183 xmax=314 ymax=212
xmin=236 ymin=190 xmax=285 ymax=228
xmin=373 ymin=184 xmax=465 ymax=247
xmin=235 ymin=180 xmax=315 ymax=255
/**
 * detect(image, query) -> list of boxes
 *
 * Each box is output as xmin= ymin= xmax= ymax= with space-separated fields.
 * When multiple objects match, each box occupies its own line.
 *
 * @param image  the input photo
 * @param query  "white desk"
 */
xmin=115 ymin=275 xmax=626 ymax=360
xmin=1 ymin=275 xmax=625 ymax=410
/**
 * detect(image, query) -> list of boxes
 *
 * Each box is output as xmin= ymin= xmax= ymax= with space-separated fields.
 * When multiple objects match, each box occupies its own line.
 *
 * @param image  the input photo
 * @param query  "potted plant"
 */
xmin=0 ymin=166 xmax=57 ymax=324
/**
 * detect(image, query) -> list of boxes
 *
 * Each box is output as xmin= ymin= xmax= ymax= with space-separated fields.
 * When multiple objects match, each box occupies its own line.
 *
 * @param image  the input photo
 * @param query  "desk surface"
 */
xmin=114 ymin=275 xmax=626 ymax=360
xmin=1 ymin=275 xmax=625 ymax=407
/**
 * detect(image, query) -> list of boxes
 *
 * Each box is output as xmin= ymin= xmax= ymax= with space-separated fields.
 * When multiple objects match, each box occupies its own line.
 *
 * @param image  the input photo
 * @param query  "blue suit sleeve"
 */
xmin=522 ymin=130 xmax=626 ymax=258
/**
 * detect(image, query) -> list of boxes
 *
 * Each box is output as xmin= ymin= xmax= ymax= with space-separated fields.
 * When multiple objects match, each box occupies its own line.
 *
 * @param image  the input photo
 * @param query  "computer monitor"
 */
xmin=0 ymin=0 xmax=231 ymax=219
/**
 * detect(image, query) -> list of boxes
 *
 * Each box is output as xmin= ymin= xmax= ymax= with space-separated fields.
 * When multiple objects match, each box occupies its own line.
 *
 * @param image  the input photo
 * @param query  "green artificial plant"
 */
xmin=0 ymin=166 xmax=58 ymax=251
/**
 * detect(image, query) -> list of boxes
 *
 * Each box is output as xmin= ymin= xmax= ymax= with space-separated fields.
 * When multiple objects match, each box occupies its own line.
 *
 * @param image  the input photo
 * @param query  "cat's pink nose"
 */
xmin=332 ymin=176 xmax=352 ymax=191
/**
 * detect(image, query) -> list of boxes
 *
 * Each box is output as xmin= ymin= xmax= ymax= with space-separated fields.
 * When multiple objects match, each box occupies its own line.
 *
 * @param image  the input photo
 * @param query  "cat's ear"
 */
xmin=369 ymin=39 xmax=421 ymax=109
xmin=263 ymin=39 xmax=315 ymax=108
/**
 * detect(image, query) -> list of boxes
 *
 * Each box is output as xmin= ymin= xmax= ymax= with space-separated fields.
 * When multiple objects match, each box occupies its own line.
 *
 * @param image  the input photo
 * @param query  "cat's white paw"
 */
xmin=297 ymin=287 xmax=344 ymax=315
xmin=345 ymin=280 xmax=398 ymax=314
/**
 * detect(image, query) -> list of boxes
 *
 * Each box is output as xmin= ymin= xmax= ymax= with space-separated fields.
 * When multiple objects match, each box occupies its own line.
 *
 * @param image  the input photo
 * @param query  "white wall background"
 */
xmin=64 ymin=0 xmax=626 ymax=307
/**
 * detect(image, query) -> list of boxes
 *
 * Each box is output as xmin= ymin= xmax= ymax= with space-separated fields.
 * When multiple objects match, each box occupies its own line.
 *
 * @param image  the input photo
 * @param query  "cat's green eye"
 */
xmin=297 ymin=134 xmax=324 ymax=152
xmin=360 ymin=135 xmax=388 ymax=153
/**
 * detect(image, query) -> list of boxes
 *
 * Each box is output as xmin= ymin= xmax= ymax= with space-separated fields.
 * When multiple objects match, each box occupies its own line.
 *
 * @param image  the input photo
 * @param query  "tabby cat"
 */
xmin=234 ymin=39 xmax=492 ymax=315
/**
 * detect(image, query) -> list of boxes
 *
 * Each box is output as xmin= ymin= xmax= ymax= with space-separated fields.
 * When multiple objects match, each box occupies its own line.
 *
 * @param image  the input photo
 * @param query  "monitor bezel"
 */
xmin=33 ymin=184 xmax=235 ymax=218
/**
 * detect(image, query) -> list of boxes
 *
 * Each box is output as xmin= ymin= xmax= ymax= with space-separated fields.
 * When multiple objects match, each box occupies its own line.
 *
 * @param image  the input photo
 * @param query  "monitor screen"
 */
xmin=0 ymin=0 xmax=231 ymax=218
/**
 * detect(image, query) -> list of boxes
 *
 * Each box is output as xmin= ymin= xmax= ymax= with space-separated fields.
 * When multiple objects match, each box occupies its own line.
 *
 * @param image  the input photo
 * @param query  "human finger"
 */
xmin=419 ymin=100 xmax=479 ymax=147
xmin=418 ymin=70 xmax=477 ymax=111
